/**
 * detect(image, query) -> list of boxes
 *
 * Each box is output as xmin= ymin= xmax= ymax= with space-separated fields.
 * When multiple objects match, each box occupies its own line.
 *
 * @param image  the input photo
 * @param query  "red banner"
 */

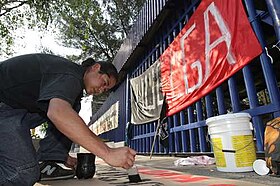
xmin=160 ymin=0 xmax=262 ymax=116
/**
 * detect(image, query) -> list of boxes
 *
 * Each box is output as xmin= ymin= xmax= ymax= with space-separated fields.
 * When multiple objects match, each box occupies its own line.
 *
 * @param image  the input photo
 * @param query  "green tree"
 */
xmin=0 ymin=0 xmax=56 ymax=57
xmin=0 ymin=0 xmax=145 ymax=61
xmin=57 ymin=0 xmax=145 ymax=61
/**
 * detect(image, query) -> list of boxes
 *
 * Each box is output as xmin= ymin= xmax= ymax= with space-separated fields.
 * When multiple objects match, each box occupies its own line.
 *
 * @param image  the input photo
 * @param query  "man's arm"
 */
xmin=47 ymin=98 xmax=136 ymax=169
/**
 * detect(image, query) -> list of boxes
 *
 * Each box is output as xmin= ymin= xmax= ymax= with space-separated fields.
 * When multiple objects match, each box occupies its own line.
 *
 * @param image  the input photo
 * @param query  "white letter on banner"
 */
xmin=137 ymin=82 xmax=142 ymax=112
xmin=204 ymin=2 xmax=236 ymax=79
xmin=170 ymin=50 xmax=184 ymax=99
xmin=180 ymin=23 xmax=202 ymax=94
xmin=144 ymin=74 xmax=149 ymax=108
xmin=146 ymin=70 xmax=155 ymax=110
xmin=155 ymin=61 xmax=163 ymax=104
xmin=187 ymin=60 xmax=203 ymax=93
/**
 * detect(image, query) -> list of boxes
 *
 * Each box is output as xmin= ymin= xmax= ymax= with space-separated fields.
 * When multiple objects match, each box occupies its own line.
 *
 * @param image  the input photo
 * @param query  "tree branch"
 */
xmin=0 ymin=1 xmax=28 ymax=17
xmin=112 ymin=0 xmax=129 ymax=36
xmin=88 ymin=26 xmax=112 ymax=60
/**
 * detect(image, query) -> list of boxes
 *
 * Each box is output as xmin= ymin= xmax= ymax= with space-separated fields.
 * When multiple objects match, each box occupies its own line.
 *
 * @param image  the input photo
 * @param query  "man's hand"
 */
xmin=104 ymin=147 xmax=137 ymax=169
xmin=64 ymin=155 xmax=77 ymax=169
xmin=48 ymin=98 xmax=137 ymax=170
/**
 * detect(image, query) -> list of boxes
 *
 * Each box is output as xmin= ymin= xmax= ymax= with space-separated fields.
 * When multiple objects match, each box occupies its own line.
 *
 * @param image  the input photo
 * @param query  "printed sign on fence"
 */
xmin=91 ymin=101 xmax=119 ymax=135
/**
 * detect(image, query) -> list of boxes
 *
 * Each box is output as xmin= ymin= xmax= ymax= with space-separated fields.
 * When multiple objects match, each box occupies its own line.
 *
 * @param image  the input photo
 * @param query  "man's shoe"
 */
xmin=39 ymin=161 xmax=75 ymax=181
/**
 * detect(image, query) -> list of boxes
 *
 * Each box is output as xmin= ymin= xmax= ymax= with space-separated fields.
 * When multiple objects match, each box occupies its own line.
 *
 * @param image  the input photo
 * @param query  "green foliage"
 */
xmin=0 ymin=0 xmax=50 ymax=57
xmin=0 ymin=0 xmax=146 ymax=61
xmin=56 ymin=0 xmax=145 ymax=61
xmin=39 ymin=121 xmax=49 ymax=137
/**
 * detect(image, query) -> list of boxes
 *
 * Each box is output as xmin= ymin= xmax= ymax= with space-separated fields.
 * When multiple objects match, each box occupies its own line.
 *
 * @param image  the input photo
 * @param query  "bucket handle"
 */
xmin=206 ymin=131 xmax=254 ymax=153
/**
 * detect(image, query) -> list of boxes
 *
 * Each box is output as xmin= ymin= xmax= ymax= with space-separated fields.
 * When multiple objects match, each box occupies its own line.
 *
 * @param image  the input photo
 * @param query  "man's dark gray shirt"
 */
xmin=0 ymin=53 xmax=85 ymax=114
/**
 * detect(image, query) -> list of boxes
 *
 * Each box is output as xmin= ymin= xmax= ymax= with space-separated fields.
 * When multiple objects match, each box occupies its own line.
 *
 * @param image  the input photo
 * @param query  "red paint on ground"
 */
xmin=138 ymin=167 xmax=209 ymax=183
xmin=209 ymin=184 xmax=236 ymax=186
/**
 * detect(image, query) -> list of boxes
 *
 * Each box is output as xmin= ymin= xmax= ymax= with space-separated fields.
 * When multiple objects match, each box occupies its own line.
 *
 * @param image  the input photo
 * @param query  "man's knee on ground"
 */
xmin=0 ymin=161 xmax=40 ymax=185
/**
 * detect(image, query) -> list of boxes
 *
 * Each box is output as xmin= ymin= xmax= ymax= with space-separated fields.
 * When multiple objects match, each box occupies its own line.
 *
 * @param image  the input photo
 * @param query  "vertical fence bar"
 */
xmin=216 ymin=86 xmax=226 ymax=114
xmin=138 ymin=126 xmax=141 ymax=153
xmin=196 ymin=100 xmax=206 ymax=152
xmin=141 ymin=9 xmax=144 ymax=38
xmin=146 ymin=124 xmax=150 ymax=153
xmin=242 ymin=65 xmax=264 ymax=152
xmin=125 ymin=74 xmax=130 ymax=147
xmin=188 ymin=106 xmax=197 ymax=152
xmin=152 ymin=121 xmax=158 ymax=154
xmin=142 ymin=125 xmax=145 ymax=153
xmin=265 ymin=0 xmax=280 ymax=40
xmin=205 ymin=95 xmax=214 ymax=118
xmin=167 ymin=117 xmax=173 ymax=154
xmin=228 ymin=75 xmax=241 ymax=112
xmin=205 ymin=95 xmax=213 ymax=152
xmin=135 ymin=125 xmax=139 ymax=152
xmin=179 ymin=110 xmax=188 ymax=152
xmin=244 ymin=0 xmax=280 ymax=117
xmin=172 ymin=114 xmax=181 ymax=153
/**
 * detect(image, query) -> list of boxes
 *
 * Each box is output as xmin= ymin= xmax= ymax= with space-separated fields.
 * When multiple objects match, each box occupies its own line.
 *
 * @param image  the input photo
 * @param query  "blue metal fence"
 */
xmin=92 ymin=0 xmax=280 ymax=156
xmin=128 ymin=0 xmax=280 ymax=155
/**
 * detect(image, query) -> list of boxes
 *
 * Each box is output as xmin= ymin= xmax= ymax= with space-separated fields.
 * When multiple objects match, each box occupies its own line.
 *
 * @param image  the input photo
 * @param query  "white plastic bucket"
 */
xmin=206 ymin=113 xmax=256 ymax=172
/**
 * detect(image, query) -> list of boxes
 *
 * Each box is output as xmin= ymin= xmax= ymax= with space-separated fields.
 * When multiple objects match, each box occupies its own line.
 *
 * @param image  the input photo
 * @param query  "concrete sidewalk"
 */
xmin=35 ymin=155 xmax=279 ymax=186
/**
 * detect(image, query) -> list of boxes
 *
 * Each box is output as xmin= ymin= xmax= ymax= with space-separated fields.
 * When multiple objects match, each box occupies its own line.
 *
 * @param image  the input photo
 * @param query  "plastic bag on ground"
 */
xmin=174 ymin=155 xmax=215 ymax=166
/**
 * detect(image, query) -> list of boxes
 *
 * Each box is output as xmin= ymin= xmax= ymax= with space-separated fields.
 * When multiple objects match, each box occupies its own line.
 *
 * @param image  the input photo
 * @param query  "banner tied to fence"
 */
xmin=160 ymin=0 xmax=262 ymax=116
xmin=130 ymin=60 xmax=164 ymax=124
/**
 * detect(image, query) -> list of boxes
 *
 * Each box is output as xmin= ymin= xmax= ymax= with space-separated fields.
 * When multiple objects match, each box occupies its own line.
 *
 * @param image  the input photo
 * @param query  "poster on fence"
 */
xmin=130 ymin=60 xmax=164 ymax=124
xmin=91 ymin=101 xmax=119 ymax=135
xmin=160 ymin=0 xmax=262 ymax=116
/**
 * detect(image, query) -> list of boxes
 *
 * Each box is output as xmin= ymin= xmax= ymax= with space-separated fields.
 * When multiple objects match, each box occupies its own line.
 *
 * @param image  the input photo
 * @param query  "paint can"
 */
xmin=206 ymin=113 xmax=256 ymax=172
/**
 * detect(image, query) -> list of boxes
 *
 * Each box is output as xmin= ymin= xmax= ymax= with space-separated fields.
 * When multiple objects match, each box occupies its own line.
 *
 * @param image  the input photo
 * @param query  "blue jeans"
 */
xmin=0 ymin=102 xmax=72 ymax=185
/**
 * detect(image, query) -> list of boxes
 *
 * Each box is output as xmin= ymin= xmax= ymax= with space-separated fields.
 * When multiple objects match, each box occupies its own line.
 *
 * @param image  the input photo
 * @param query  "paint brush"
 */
xmin=127 ymin=165 xmax=142 ymax=183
